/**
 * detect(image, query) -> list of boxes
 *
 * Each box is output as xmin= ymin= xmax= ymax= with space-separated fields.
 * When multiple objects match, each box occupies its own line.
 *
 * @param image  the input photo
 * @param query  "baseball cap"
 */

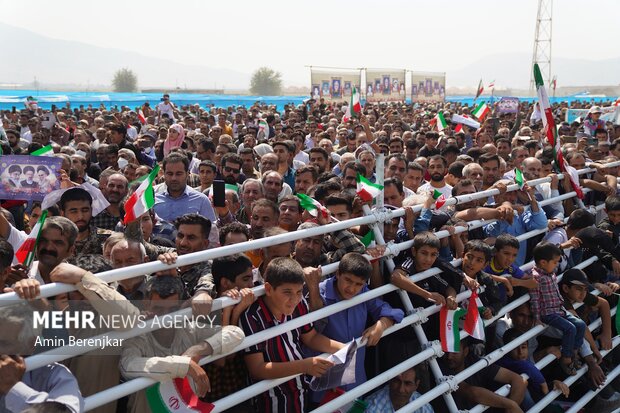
xmin=589 ymin=106 xmax=602 ymax=114
xmin=560 ymin=268 xmax=591 ymax=288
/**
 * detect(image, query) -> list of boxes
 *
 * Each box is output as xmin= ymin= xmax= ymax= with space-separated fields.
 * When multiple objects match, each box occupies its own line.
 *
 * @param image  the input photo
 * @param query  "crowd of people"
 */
xmin=0 ymin=93 xmax=619 ymax=413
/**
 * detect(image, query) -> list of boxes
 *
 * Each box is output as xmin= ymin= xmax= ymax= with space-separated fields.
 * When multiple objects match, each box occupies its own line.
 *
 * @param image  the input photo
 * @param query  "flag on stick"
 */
xmin=356 ymin=173 xmax=384 ymax=202
xmin=123 ymin=165 xmax=159 ymax=224
xmin=534 ymin=63 xmax=583 ymax=199
xmin=514 ymin=168 xmax=525 ymax=190
xmin=343 ymin=86 xmax=361 ymax=123
xmin=474 ymin=79 xmax=484 ymax=100
xmin=464 ymin=290 xmax=486 ymax=341
xmin=15 ymin=210 xmax=48 ymax=267
xmin=32 ymin=145 xmax=54 ymax=157
xmin=296 ymin=193 xmax=329 ymax=219
xmin=440 ymin=306 xmax=466 ymax=352
xmin=472 ymin=102 xmax=490 ymax=121
xmin=434 ymin=111 xmax=448 ymax=132
xmin=433 ymin=189 xmax=447 ymax=209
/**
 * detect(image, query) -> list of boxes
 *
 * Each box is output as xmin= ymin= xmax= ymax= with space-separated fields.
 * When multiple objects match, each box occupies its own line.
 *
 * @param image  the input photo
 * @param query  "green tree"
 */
xmin=249 ymin=67 xmax=283 ymax=95
xmin=112 ymin=68 xmax=138 ymax=92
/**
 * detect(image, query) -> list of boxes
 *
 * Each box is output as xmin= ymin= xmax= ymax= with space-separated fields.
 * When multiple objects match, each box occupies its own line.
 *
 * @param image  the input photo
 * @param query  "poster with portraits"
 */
xmin=365 ymin=69 xmax=407 ymax=103
xmin=0 ymin=155 xmax=62 ymax=201
xmin=410 ymin=71 xmax=446 ymax=102
xmin=310 ymin=68 xmax=362 ymax=103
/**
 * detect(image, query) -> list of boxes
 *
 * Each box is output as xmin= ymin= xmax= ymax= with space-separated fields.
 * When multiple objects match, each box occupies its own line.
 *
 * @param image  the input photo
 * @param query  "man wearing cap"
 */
xmin=156 ymin=94 xmax=175 ymax=123
xmin=583 ymin=106 xmax=606 ymax=137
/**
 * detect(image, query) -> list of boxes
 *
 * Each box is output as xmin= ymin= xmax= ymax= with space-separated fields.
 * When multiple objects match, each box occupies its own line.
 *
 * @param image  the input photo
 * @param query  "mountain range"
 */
xmin=1 ymin=23 xmax=618 ymax=91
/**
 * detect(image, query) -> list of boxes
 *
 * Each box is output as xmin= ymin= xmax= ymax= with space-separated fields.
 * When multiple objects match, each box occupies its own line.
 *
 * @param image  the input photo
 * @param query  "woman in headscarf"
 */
xmin=163 ymin=124 xmax=185 ymax=157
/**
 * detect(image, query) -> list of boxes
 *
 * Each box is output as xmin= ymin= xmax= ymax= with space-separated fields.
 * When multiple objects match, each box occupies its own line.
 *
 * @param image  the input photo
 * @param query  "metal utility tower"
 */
xmin=530 ymin=0 xmax=553 ymax=91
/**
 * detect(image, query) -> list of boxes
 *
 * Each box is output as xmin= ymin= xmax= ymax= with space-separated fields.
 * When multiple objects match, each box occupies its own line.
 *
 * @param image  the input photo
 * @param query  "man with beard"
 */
xmin=294 ymin=165 xmax=318 ymax=195
xmin=218 ymin=153 xmax=244 ymax=185
xmin=93 ymin=173 xmax=128 ymax=230
xmin=416 ymin=155 xmax=452 ymax=199
xmin=59 ymin=188 xmax=111 ymax=256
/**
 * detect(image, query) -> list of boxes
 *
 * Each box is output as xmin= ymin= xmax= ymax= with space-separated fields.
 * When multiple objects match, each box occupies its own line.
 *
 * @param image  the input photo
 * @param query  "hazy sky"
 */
xmin=1 ymin=0 xmax=619 ymax=86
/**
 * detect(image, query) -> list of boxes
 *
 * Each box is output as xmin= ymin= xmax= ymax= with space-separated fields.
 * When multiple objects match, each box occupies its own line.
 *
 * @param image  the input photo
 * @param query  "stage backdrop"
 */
xmin=310 ymin=68 xmax=362 ymax=103
xmin=410 ymin=71 xmax=446 ymax=102
xmin=365 ymin=69 xmax=407 ymax=103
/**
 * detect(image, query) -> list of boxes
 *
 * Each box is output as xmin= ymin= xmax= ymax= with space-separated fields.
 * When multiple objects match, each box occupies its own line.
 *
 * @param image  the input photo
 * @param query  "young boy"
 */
xmin=528 ymin=242 xmax=586 ymax=375
xmin=559 ymin=268 xmax=613 ymax=361
xmin=202 ymin=253 xmax=255 ymax=405
xmin=306 ymin=252 xmax=404 ymax=402
xmin=240 ymin=257 xmax=345 ymax=413
xmin=461 ymin=240 xmax=503 ymax=318
xmin=598 ymin=195 xmax=620 ymax=247
xmin=391 ymin=232 xmax=464 ymax=340
xmin=498 ymin=328 xmax=570 ymax=401
xmin=484 ymin=234 xmax=536 ymax=302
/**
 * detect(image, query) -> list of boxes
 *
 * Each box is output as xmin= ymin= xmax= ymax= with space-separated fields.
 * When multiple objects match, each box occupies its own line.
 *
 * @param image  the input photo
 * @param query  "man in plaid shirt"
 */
xmin=528 ymin=242 xmax=586 ymax=376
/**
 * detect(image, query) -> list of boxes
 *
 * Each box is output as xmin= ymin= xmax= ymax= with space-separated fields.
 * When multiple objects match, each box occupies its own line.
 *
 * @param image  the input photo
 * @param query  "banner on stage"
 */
xmin=0 ymin=155 xmax=62 ymax=201
xmin=411 ymin=71 xmax=446 ymax=102
xmin=310 ymin=68 xmax=362 ymax=103
xmin=365 ymin=69 xmax=407 ymax=103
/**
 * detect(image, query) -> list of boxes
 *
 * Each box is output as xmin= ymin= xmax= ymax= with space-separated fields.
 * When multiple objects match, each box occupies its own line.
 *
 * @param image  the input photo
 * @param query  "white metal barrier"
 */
xmin=1 ymin=161 xmax=619 ymax=412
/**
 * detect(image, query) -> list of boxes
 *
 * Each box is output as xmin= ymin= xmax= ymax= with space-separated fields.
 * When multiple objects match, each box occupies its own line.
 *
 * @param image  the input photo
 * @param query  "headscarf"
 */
xmin=163 ymin=124 xmax=185 ymax=157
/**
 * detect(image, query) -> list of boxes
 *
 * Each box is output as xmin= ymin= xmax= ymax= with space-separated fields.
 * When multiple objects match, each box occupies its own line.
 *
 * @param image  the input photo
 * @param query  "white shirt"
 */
xmin=156 ymin=102 xmax=175 ymax=121
xmin=294 ymin=151 xmax=309 ymax=165
xmin=416 ymin=182 xmax=452 ymax=198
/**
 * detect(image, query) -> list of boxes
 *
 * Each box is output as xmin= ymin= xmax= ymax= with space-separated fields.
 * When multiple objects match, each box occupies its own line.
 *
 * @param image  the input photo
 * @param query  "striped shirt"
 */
xmin=240 ymin=296 xmax=313 ymax=413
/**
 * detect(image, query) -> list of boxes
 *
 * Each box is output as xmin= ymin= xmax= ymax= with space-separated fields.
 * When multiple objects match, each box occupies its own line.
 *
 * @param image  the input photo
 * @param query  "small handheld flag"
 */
xmin=433 ymin=189 xmax=447 ymax=209
xmin=464 ymin=290 xmax=486 ymax=341
xmin=514 ymin=168 xmax=525 ymax=190
xmin=296 ymin=193 xmax=329 ymax=219
xmin=356 ymin=173 xmax=384 ymax=203
xmin=123 ymin=165 xmax=160 ymax=225
xmin=440 ymin=306 xmax=467 ymax=352
xmin=15 ymin=210 xmax=48 ymax=267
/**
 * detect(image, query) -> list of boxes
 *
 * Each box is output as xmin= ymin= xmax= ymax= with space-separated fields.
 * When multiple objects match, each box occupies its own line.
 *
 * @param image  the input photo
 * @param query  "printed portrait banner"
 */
xmin=410 ymin=71 xmax=446 ymax=103
xmin=497 ymin=97 xmax=520 ymax=114
xmin=565 ymin=106 xmax=620 ymax=124
xmin=365 ymin=69 xmax=407 ymax=103
xmin=0 ymin=155 xmax=62 ymax=201
xmin=310 ymin=69 xmax=362 ymax=103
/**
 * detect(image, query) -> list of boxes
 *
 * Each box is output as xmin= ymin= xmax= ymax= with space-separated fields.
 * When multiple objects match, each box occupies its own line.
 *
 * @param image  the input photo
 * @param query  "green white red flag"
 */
xmin=434 ymin=111 xmax=448 ymax=132
xmin=514 ymin=168 xmax=525 ymax=190
xmin=343 ymin=86 xmax=361 ymax=123
xmin=361 ymin=230 xmax=375 ymax=248
xmin=15 ymin=210 xmax=48 ymax=267
xmin=534 ymin=63 xmax=583 ymax=199
xmin=258 ymin=119 xmax=269 ymax=139
xmin=123 ymin=165 xmax=159 ymax=224
xmin=356 ymin=173 xmax=384 ymax=202
xmin=474 ymin=79 xmax=484 ymax=100
xmin=464 ymin=290 xmax=486 ymax=341
xmin=433 ymin=189 xmax=447 ymax=209
xmin=137 ymin=110 xmax=147 ymax=125
xmin=32 ymin=145 xmax=54 ymax=157
xmin=146 ymin=378 xmax=214 ymax=413
xmin=472 ymin=102 xmax=490 ymax=121
xmin=296 ymin=193 xmax=329 ymax=219
xmin=440 ymin=306 xmax=466 ymax=352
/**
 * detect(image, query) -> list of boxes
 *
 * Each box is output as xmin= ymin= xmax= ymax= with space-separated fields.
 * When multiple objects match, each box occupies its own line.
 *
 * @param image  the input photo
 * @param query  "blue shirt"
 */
xmin=313 ymin=277 xmax=403 ymax=400
xmin=483 ymin=209 xmax=547 ymax=266
xmin=364 ymin=386 xmax=434 ymax=413
xmin=154 ymin=184 xmax=216 ymax=222
xmin=0 ymin=363 xmax=84 ymax=413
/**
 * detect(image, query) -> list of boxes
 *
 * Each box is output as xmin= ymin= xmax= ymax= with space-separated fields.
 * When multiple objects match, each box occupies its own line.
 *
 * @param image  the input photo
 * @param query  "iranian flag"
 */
xmin=474 ymin=79 xmax=484 ymax=100
xmin=123 ymin=165 xmax=159 ymax=225
xmin=137 ymin=110 xmax=147 ymax=125
xmin=258 ymin=119 xmax=269 ymax=139
xmin=434 ymin=111 xmax=448 ymax=132
xmin=146 ymin=378 xmax=214 ymax=413
xmin=361 ymin=230 xmax=375 ymax=248
xmin=534 ymin=63 xmax=583 ymax=199
xmin=472 ymin=102 xmax=490 ymax=121
xmin=451 ymin=114 xmax=480 ymax=130
xmin=488 ymin=80 xmax=495 ymax=89
xmin=296 ymin=193 xmax=328 ymax=219
xmin=432 ymin=189 xmax=447 ymax=209
xmin=32 ymin=144 xmax=54 ymax=157
xmin=356 ymin=173 xmax=384 ymax=202
xmin=15 ymin=210 xmax=48 ymax=266
xmin=464 ymin=290 xmax=485 ymax=341
xmin=440 ymin=306 xmax=466 ymax=353
xmin=343 ymin=86 xmax=361 ymax=123
xmin=514 ymin=168 xmax=525 ymax=190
